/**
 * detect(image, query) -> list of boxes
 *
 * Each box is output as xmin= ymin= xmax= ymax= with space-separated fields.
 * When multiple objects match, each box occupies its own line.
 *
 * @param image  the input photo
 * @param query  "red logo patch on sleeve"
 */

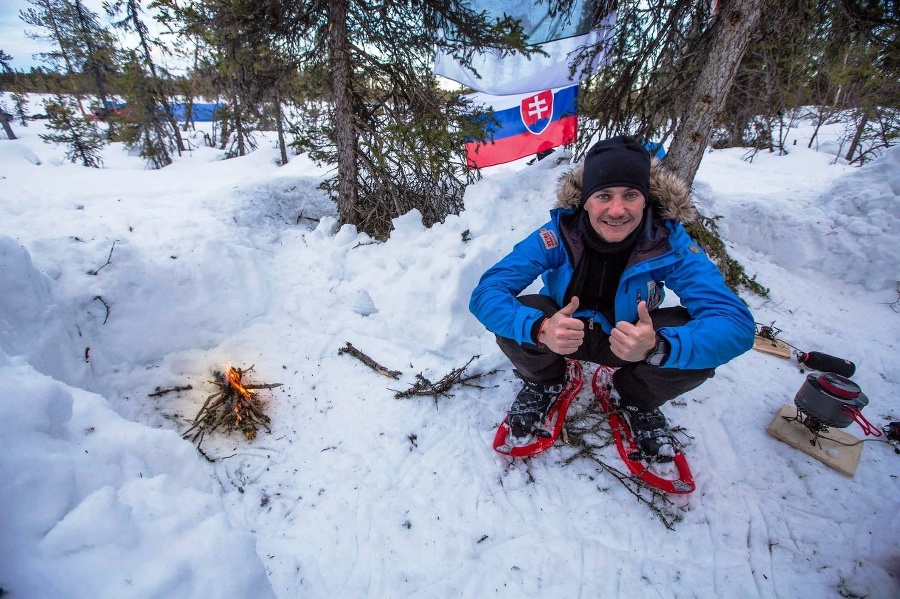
xmin=539 ymin=228 xmax=559 ymax=250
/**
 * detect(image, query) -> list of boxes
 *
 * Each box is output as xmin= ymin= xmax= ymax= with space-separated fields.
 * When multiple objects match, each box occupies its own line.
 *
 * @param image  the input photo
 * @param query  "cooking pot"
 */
xmin=793 ymin=372 xmax=868 ymax=428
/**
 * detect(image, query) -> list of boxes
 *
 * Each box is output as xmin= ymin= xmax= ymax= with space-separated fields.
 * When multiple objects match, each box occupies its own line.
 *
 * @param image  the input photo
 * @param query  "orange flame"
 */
xmin=226 ymin=367 xmax=253 ymax=401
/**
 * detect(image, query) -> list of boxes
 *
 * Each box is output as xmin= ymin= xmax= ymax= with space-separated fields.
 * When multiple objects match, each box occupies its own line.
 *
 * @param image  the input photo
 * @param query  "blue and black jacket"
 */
xmin=470 ymin=162 xmax=755 ymax=370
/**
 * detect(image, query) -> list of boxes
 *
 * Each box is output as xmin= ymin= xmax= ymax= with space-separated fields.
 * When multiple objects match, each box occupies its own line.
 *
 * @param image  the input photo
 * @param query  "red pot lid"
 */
xmin=817 ymin=373 xmax=860 ymax=399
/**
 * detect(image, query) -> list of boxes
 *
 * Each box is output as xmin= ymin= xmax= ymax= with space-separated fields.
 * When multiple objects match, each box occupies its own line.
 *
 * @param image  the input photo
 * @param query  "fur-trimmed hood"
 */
xmin=555 ymin=160 xmax=698 ymax=223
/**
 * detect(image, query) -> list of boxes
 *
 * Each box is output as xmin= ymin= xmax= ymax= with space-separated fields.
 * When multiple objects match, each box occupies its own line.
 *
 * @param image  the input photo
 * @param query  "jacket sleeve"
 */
xmin=657 ymin=229 xmax=756 ymax=369
xmin=469 ymin=225 xmax=566 ymax=345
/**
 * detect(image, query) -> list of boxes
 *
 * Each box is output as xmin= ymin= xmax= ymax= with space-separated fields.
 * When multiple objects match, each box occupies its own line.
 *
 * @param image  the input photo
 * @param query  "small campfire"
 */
xmin=183 ymin=364 xmax=281 ymax=445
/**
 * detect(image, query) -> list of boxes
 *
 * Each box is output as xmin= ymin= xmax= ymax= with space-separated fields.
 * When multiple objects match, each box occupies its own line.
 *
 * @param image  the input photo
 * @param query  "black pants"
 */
xmin=496 ymin=295 xmax=714 ymax=410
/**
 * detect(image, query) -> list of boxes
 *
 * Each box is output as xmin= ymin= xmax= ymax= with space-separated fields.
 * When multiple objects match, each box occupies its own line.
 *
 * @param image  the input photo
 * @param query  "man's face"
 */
xmin=583 ymin=186 xmax=646 ymax=242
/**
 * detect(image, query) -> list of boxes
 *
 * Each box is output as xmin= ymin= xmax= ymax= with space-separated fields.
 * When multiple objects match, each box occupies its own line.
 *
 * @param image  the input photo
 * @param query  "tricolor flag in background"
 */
xmin=434 ymin=1 xmax=615 ymax=96
xmin=466 ymin=85 xmax=578 ymax=169
xmin=435 ymin=1 xmax=615 ymax=167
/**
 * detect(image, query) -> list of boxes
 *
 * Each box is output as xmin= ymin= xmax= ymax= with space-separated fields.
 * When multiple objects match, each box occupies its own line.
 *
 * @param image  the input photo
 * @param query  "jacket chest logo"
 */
xmin=539 ymin=228 xmax=559 ymax=250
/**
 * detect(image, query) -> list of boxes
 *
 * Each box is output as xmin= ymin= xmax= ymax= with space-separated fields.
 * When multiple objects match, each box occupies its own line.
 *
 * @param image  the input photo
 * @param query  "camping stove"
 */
xmin=792 ymin=372 xmax=879 ymax=439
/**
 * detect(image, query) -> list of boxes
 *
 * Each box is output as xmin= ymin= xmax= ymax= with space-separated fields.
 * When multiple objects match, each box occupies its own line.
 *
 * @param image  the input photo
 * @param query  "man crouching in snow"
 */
xmin=469 ymin=135 xmax=755 ymax=460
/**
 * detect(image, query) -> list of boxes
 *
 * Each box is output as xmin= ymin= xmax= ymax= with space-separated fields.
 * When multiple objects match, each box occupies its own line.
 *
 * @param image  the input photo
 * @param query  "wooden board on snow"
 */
xmin=766 ymin=404 xmax=863 ymax=476
xmin=753 ymin=335 xmax=792 ymax=359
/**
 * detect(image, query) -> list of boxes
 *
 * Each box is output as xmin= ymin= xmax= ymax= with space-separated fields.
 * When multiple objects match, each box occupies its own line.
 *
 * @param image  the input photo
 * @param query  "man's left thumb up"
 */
xmin=637 ymin=300 xmax=653 ymax=325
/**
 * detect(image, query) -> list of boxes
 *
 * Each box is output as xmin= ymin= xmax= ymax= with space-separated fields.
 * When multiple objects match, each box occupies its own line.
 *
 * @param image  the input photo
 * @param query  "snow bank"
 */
xmin=0 ymin=236 xmax=85 ymax=386
xmin=0 ymin=238 xmax=275 ymax=598
xmin=0 ymin=352 xmax=275 ymax=599
xmin=818 ymin=145 xmax=900 ymax=290
xmin=696 ymin=145 xmax=899 ymax=292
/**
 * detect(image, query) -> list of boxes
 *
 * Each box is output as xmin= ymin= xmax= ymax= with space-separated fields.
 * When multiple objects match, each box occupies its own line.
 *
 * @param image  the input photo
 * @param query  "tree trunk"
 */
xmin=327 ymin=0 xmax=359 ymax=227
xmin=1 ymin=113 xmax=16 ymax=140
xmin=666 ymin=0 xmax=768 ymax=185
xmin=274 ymin=93 xmax=288 ymax=166
xmin=73 ymin=0 xmax=115 ymax=138
xmin=845 ymin=111 xmax=868 ymax=163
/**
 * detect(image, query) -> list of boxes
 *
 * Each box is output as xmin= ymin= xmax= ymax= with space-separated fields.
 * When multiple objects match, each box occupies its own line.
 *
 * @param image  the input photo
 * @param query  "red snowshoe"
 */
xmin=493 ymin=359 xmax=584 ymax=457
xmin=591 ymin=365 xmax=695 ymax=494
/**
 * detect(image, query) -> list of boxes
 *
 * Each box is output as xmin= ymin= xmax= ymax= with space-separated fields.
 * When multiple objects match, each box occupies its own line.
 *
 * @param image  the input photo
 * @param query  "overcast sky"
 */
xmin=1 ymin=0 xmax=46 ymax=70
xmin=2 ymin=0 xmax=108 ymax=71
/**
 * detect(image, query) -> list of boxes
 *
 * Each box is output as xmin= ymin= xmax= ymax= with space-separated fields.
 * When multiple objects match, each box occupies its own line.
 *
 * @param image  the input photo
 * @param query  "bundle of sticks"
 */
xmin=183 ymin=365 xmax=280 ymax=444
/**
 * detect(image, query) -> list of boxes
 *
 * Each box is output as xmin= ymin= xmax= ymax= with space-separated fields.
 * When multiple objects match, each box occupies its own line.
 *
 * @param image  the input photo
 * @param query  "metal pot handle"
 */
xmin=841 ymin=405 xmax=883 ymax=437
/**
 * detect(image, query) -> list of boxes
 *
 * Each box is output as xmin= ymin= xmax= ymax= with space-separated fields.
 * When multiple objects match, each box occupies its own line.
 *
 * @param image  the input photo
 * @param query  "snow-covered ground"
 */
xmin=1 ymin=100 xmax=898 ymax=598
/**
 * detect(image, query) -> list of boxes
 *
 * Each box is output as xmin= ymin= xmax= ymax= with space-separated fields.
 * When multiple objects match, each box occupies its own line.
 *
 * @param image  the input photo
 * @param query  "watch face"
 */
xmin=647 ymin=351 xmax=665 ymax=366
xmin=646 ymin=337 xmax=670 ymax=367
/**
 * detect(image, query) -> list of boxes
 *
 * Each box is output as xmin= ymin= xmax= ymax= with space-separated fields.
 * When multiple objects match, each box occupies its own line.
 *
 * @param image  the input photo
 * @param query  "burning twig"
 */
xmin=148 ymin=384 xmax=193 ymax=397
xmin=183 ymin=365 xmax=281 ymax=445
xmin=393 ymin=355 xmax=500 ymax=403
xmin=87 ymin=241 xmax=116 ymax=275
xmin=338 ymin=342 xmax=401 ymax=379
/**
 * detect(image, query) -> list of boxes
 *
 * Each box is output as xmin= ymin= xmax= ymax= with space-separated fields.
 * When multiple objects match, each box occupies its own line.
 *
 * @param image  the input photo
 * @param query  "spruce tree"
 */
xmin=106 ymin=0 xmax=187 ymax=166
xmin=156 ymin=0 xmax=532 ymax=238
xmin=20 ymin=0 xmax=120 ymax=125
xmin=276 ymin=0 xmax=534 ymax=238
xmin=116 ymin=52 xmax=174 ymax=168
xmin=70 ymin=0 xmax=119 ymax=121
xmin=40 ymin=94 xmax=106 ymax=167
xmin=0 ymin=50 xmax=17 ymax=140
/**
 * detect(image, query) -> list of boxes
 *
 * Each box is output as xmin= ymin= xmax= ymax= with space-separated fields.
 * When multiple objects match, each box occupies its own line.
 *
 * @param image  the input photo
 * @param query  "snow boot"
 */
xmin=622 ymin=405 xmax=677 ymax=462
xmin=507 ymin=374 xmax=566 ymax=440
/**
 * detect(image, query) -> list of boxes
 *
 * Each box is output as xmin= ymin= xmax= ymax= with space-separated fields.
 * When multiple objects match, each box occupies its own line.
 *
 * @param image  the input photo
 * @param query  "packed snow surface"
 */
xmin=1 ymin=101 xmax=898 ymax=598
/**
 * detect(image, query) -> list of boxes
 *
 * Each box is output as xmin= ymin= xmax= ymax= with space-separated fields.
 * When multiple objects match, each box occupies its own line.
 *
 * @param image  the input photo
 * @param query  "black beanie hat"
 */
xmin=581 ymin=135 xmax=651 ymax=203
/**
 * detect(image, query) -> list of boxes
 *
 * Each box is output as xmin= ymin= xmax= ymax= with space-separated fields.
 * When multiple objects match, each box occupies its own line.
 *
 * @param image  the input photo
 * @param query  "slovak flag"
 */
xmin=466 ymin=85 xmax=578 ymax=169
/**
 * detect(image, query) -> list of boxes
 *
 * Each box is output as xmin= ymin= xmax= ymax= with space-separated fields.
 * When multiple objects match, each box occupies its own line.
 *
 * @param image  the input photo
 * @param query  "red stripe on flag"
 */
xmin=465 ymin=115 xmax=577 ymax=169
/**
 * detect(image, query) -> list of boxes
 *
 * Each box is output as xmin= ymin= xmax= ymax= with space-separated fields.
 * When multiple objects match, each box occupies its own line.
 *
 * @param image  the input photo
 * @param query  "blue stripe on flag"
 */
xmin=468 ymin=86 xmax=578 ymax=143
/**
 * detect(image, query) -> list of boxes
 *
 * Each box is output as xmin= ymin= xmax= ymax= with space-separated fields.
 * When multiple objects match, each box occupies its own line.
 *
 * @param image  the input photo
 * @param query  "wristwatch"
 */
xmin=645 ymin=335 xmax=670 ymax=367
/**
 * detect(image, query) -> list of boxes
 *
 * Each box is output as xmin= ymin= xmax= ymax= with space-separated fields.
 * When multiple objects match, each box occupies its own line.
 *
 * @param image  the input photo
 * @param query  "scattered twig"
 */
xmin=887 ymin=282 xmax=900 ymax=313
xmin=393 ymin=355 xmax=500 ymax=404
xmin=87 ymin=241 xmax=116 ymax=275
xmin=245 ymin=382 xmax=283 ymax=390
xmin=84 ymin=346 xmax=90 ymax=362
xmin=148 ymin=384 xmax=194 ymax=397
xmin=93 ymin=295 xmax=111 ymax=324
xmin=351 ymin=241 xmax=379 ymax=249
xmin=338 ymin=342 xmax=401 ymax=379
xmin=196 ymin=444 xmax=216 ymax=463
xmin=296 ymin=212 xmax=320 ymax=224
xmin=560 ymin=407 xmax=684 ymax=530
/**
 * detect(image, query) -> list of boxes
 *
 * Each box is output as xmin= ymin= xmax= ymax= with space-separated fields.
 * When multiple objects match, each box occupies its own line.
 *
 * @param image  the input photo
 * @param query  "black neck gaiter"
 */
xmin=573 ymin=209 xmax=643 ymax=317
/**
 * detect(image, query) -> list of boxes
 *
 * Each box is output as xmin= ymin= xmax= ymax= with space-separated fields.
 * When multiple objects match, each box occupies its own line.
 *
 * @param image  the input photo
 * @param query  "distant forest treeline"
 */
xmin=1 ymin=67 xmax=217 ymax=100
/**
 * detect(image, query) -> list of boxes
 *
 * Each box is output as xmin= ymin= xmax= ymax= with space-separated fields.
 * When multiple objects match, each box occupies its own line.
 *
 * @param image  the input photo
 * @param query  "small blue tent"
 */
xmin=169 ymin=103 xmax=223 ymax=123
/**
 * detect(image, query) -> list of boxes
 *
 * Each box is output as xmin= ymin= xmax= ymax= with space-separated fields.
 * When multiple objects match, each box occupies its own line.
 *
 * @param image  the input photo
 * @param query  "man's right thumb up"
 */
xmin=560 ymin=296 xmax=579 ymax=317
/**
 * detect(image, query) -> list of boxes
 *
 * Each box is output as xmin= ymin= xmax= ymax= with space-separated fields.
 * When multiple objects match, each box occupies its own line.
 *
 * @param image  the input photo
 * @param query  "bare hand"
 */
xmin=538 ymin=296 xmax=585 ymax=355
xmin=610 ymin=301 xmax=657 ymax=361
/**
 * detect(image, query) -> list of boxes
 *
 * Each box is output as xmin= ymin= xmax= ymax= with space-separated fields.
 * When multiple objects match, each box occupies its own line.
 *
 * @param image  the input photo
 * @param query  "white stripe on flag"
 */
xmin=434 ymin=9 xmax=615 ymax=96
